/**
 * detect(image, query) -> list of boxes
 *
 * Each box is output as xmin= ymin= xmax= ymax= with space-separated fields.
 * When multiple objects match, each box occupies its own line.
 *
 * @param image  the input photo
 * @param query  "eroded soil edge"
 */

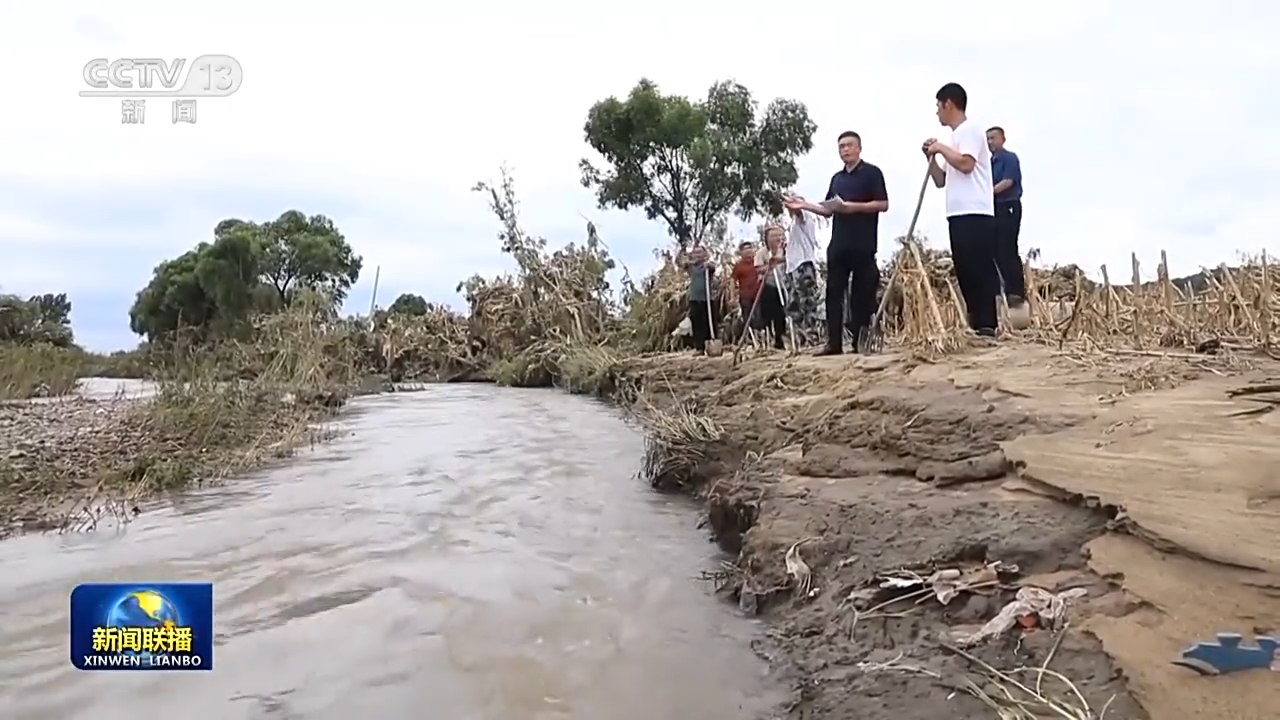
xmin=623 ymin=351 xmax=1156 ymax=720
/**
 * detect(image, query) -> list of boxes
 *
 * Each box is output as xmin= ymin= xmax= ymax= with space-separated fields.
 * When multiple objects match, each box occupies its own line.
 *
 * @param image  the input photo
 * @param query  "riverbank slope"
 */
xmin=618 ymin=341 xmax=1278 ymax=720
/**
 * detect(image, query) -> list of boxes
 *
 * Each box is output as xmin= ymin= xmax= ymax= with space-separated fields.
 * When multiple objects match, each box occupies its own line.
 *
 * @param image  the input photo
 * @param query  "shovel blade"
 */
xmin=856 ymin=325 xmax=884 ymax=354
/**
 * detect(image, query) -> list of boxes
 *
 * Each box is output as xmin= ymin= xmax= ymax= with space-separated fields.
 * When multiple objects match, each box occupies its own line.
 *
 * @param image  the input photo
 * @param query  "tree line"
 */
xmin=9 ymin=77 xmax=817 ymax=348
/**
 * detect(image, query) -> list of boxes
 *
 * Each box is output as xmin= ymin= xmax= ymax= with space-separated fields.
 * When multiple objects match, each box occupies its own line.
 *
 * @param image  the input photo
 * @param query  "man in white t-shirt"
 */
xmin=784 ymin=207 xmax=822 ymax=345
xmin=922 ymin=82 xmax=998 ymax=336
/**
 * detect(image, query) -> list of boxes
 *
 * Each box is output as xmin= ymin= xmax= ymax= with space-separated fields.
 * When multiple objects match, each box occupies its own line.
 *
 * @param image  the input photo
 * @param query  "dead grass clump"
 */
xmin=636 ymin=397 xmax=723 ymax=491
xmin=0 ymin=302 xmax=359 ymax=537
xmin=356 ymin=168 xmax=627 ymax=386
xmin=553 ymin=341 xmax=626 ymax=395
xmin=0 ymin=344 xmax=82 ymax=399
xmin=363 ymin=304 xmax=478 ymax=381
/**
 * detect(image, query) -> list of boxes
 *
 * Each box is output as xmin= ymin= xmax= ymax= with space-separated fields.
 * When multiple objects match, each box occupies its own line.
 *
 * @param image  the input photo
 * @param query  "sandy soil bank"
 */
xmin=619 ymin=342 xmax=1278 ymax=720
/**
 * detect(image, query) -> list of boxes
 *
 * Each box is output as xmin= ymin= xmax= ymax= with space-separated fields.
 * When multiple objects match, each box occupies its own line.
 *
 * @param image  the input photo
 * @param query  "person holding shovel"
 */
xmin=754 ymin=226 xmax=789 ymax=350
xmin=922 ymin=82 xmax=999 ymax=337
xmin=731 ymin=240 xmax=763 ymax=339
xmin=677 ymin=244 xmax=721 ymax=354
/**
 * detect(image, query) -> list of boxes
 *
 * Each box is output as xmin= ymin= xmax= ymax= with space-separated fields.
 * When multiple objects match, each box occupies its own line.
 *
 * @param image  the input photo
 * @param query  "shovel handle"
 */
xmin=872 ymin=165 xmax=933 ymax=322
xmin=704 ymin=266 xmax=718 ymax=341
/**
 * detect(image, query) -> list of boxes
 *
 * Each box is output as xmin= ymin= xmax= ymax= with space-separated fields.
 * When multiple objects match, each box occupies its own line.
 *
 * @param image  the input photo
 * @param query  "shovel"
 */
xmin=736 ymin=280 xmax=767 ymax=349
xmin=992 ymin=262 xmax=1033 ymax=330
xmin=703 ymin=266 xmax=725 ymax=357
xmin=857 ymin=164 xmax=933 ymax=354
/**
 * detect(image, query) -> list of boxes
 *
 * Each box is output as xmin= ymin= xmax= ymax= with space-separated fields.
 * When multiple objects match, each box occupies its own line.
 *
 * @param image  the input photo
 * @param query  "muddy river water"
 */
xmin=0 ymin=385 xmax=781 ymax=719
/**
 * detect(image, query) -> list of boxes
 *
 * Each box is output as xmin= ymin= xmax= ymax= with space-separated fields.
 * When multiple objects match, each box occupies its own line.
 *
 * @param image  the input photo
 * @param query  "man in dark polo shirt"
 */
xmin=987 ymin=126 xmax=1025 ymax=308
xmin=783 ymin=131 xmax=888 ymax=355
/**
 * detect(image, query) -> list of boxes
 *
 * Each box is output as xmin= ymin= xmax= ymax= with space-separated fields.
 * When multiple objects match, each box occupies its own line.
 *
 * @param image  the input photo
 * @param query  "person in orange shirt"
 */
xmin=732 ymin=241 xmax=763 ymax=338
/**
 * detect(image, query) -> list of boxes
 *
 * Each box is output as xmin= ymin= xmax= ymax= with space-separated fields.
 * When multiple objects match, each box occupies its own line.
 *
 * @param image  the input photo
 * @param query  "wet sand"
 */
xmin=618 ymin=343 xmax=1278 ymax=720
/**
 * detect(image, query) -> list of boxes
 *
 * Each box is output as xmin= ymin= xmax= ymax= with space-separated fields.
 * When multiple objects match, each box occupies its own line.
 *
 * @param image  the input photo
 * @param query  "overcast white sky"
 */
xmin=1 ymin=2 xmax=1276 ymax=350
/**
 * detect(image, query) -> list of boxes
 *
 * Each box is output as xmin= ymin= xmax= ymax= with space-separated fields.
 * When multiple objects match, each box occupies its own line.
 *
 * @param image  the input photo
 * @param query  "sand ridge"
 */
xmin=621 ymin=341 xmax=1279 ymax=720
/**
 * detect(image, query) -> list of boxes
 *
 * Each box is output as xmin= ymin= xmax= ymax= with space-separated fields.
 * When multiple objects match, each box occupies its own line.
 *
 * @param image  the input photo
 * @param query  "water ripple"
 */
xmin=0 ymin=385 xmax=781 ymax=719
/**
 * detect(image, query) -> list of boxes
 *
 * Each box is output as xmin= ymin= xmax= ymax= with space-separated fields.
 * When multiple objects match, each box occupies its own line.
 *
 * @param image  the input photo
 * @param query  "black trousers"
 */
xmin=759 ymin=284 xmax=787 ymax=346
xmin=740 ymin=296 xmax=765 ymax=330
xmin=688 ymin=300 xmax=721 ymax=350
xmin=995 ymin=200 xmax=1025 ymax=300
xmin=948 ymin=214 xmax=999 ymax=333
xmin=826 ymin=242 xmax=879 ymax=349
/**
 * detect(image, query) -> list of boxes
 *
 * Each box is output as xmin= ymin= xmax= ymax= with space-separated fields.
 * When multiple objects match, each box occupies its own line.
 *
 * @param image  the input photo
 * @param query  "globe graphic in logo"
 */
xmin=105 ymin=590 xmax=181 ymax=659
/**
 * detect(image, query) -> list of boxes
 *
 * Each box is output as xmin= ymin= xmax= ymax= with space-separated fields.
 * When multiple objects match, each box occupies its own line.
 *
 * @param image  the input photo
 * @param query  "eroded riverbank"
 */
xmin=617 ymin=343 xmax=1278 ymax=720
xmin=0 ymin=386 xmax=781 ymax=718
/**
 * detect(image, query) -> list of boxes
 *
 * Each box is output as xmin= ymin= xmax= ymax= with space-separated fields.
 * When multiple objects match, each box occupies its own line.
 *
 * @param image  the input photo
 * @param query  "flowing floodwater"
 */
xmin=0 ymin=385 xmax=780 ymax=719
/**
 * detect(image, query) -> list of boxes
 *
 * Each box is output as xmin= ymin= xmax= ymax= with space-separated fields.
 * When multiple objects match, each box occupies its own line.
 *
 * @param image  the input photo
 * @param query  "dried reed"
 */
xmin=880 ymin=237 xmax=1278 ymax=359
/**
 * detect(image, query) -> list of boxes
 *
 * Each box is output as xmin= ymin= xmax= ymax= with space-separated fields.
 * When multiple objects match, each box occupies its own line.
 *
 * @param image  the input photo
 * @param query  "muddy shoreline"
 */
xmin=608 ymin=345 xmax=1280 ymax=720
xmin=605 ymin=350 xmax=1142 ymax=719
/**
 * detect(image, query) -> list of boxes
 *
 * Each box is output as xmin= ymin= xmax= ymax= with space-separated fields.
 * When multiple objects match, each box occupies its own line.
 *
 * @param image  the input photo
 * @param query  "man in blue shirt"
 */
xmin=986 ymin=126 xmax=1025 ymax=307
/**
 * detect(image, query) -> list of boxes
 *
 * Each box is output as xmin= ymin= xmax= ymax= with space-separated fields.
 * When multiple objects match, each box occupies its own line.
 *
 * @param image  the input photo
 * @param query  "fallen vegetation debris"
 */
xmin=943 ymin=638 xmax=1120 ymax=720
xmin=874 ymin=561 xmax=1021 ymax=605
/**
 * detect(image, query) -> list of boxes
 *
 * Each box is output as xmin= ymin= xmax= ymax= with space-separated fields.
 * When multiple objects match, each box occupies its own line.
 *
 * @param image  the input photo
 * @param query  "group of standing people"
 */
xmin=679 ymin=81 xmax=1025 ymax=355
xmin=728 ymin=211 xmax=824 ymax=350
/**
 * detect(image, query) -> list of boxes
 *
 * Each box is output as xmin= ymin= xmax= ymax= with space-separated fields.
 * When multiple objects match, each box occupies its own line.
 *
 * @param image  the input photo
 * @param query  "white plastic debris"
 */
xmin=876 ymin=563 xmax=1004 ymax=605
xmin=785 ymin=540 xmax=814 ymax=596
xmin=955 ymin=586 xmax=1089 ymax=646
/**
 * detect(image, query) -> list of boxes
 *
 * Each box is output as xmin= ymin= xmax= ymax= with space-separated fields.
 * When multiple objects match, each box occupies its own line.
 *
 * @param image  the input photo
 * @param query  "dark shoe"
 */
xmin=976 ymin=327 xmax=998 ymax=338
xmin=813 ymin=345 xmax=843 ymax=356
xmin=773 ymin=339 xmax=785 ymax=350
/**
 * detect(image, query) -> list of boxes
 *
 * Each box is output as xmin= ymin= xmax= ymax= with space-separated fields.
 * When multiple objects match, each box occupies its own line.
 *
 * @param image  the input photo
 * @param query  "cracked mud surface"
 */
xmin=623 ymin=343 xmax=1280 ymax=720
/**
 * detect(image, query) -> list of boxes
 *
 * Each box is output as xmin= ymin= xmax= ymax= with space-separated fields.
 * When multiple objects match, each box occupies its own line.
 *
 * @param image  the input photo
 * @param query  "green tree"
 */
xmin=128 ymin=228 xmax=265 ymax=342
xmin=0 ymin=292 xmax=74 ymax=346
xmin=387 ymin=293 xmax=430 ymax=316
xmin=28 ymin=293 xmax=72 ymax=328
xmin=580 ymin=78 xmax=817 ymax=243
xmin=258 ymin=211 xmax=363 ymax=306
xmin=128 ymin=211 xmax=361 ymax=342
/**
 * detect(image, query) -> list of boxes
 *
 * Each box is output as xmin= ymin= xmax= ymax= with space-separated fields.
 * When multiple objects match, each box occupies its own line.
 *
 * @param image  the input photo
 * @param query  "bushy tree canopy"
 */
xmin=129 ymin=211 xmax=362 ymax=342
xmin=0 ymin=292 xmax=74 ymax=346
xmin=387 ymin=293 xmax=430 ymax=316
xmin=255 ymin=211 xmax=362 ymax=305
xmin=580 ymin=78 xmax=817 ymax=244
